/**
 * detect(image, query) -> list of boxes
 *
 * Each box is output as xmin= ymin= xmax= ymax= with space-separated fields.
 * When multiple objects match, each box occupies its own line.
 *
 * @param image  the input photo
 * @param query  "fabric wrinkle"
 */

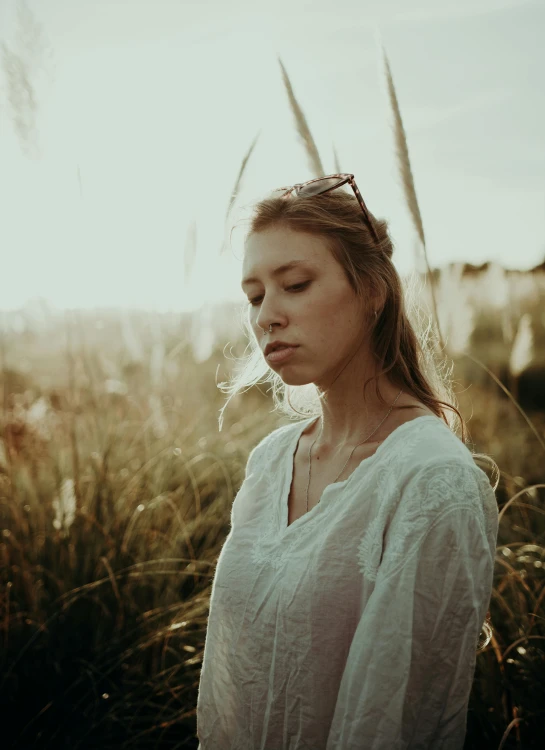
xmin=196 ymin=415 xmax=499 ymax=750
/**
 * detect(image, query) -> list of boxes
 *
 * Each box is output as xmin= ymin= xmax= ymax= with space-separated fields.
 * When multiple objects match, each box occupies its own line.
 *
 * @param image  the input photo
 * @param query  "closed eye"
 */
xmin=248 ymin=281 xmax=310 ymax=307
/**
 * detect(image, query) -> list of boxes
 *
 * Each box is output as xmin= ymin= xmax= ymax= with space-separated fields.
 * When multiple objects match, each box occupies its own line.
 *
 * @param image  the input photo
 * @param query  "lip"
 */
xmin=264 ymin=341 xmax=297 ymax=357
xmin=266 ymin=345 xmax=299 ymax=364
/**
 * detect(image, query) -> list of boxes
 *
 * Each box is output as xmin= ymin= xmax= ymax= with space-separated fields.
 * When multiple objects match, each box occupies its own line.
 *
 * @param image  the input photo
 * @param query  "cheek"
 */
xmin=323 ymin=295 xmax=365 ymax=337
xmin=322 ymin=292 xmax=350 ymax=320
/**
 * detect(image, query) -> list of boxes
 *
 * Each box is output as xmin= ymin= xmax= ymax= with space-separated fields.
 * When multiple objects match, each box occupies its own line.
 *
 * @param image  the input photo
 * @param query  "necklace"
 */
xmin=305 ymin=389 xmax=404 ymax=513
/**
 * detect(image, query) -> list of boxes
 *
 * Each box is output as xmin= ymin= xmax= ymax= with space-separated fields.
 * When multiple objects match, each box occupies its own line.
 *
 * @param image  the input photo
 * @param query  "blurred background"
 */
xmin=1 ymin=0 xmax=544 ymax=311
xmin=1 ymin=1 xmax=545 ymax=748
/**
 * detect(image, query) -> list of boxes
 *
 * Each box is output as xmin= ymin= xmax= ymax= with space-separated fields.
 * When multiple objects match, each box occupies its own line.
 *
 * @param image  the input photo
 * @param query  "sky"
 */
xmin=0 ymin=0 xmax=544 ymax=314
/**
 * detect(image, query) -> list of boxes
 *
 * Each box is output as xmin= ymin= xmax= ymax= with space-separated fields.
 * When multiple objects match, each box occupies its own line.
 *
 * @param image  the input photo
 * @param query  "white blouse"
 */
xmin=196 ymin=415 xmax=499 ymax=749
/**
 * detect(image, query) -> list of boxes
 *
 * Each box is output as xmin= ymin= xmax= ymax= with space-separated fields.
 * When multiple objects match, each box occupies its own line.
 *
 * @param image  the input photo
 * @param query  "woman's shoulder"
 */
xmin=394 ymin=418 xmax=497 ymax=521
xmin=390 ymin=401 xmax=467 ymax=452
xmin=387 ymin=409 xmax=490 ymax=490
xmin=247 ymin=419 xmax=306 ymax=462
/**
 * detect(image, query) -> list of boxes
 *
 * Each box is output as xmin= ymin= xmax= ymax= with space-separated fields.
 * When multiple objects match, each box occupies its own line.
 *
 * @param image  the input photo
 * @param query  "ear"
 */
xmin=365 ymin=286 xmax=384 ymax=317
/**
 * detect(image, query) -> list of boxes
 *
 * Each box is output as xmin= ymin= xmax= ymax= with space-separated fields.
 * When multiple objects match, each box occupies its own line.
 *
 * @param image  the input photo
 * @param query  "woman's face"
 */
xmin=241 ymin=226 xmax=374 ymax=386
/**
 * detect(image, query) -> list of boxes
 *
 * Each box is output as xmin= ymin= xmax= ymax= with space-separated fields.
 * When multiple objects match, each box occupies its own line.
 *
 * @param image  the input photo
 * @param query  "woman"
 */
xmin=196 ymin=174 xmax=499 ymax=749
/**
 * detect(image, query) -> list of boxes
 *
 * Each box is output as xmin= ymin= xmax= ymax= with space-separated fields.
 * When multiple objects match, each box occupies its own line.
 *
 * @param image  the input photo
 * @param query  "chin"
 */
xmin=273 ymin=371 xmax=314 ymax=386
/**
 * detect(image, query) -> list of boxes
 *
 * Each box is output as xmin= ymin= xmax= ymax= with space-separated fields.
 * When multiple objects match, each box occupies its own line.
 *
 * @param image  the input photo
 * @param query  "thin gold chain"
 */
xmin=305 ymin=389 xmax=404 ymax=513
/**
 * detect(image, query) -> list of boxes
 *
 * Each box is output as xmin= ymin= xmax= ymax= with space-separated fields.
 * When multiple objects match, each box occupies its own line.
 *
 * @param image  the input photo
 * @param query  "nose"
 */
xmin=257 ymin=320 xmax=272 ymax=338
xmin=255 ymin=304 xmax=277 ymax=335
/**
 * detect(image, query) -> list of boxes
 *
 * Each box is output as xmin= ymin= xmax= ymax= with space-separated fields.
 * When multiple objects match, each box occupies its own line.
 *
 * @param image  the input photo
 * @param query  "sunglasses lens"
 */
xmin=297 ymin=177 xmax=344 ymax=197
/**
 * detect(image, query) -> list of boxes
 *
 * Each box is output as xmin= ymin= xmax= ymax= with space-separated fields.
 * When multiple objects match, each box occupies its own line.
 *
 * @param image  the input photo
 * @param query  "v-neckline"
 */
xmin=280 ymin=414 xmax=441 ymax=534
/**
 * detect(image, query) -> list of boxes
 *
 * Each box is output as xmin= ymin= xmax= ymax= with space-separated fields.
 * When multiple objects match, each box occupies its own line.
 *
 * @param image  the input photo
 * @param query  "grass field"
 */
xmin=0 ymin=279 xmax=544 ymax=748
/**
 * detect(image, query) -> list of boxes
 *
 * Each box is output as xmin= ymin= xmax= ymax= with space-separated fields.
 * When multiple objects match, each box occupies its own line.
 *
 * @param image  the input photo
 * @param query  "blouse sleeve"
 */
xmin=325 ymin=460 xmax=499 ymax=750
xmin=226 ymin=436 xmax=270 ymax=528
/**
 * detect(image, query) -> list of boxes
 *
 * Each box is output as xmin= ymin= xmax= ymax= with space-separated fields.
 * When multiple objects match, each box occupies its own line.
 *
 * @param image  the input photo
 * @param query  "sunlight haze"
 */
xmin=1 ymin=0 xmax=543 ymax=312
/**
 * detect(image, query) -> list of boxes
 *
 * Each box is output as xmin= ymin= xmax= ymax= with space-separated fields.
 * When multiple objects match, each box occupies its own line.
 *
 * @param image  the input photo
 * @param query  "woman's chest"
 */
xmin=287 ymin=439 xmax=383 ymax=527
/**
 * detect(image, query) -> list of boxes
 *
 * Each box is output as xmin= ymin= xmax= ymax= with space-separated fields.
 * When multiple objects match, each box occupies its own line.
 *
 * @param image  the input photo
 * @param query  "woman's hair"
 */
xmin=218 ymin=185 xmax=499 ymax=653
xmin=219 ymin=188 xmax=489 ymax=457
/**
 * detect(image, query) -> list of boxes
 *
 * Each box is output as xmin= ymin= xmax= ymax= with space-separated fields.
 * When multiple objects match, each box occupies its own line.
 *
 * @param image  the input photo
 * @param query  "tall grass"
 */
xmin=1 ymin=288 xmax=545 ymax=747
xmin=0 ymin=310 xmax=269 ymax=748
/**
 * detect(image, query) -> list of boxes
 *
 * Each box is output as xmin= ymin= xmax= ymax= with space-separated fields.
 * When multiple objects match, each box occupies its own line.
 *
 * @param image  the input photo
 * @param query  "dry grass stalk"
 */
xmin=463 ymin=351 xmax=545 ymax=454
xmin=332 ymin=143 xmax=343 ymax=175
xmin=277 ymin=56 xmax=325 ymax=178
xmin=509 ymin=313 xmax=534 ymax=378
xmin=64 ymin=311 xmax=81 ymax=505
xmin=434 ymin=264 xmax=475 ymax=356
xmin=224 ymin=130 xmax=262 ymax=224
xmin=377 ymin=41 xmax=445 ymax=353
xmin=219 ymin=130 xmax=262 ymax=257
xmin=0 ymin=313 xmax=12 ymax=478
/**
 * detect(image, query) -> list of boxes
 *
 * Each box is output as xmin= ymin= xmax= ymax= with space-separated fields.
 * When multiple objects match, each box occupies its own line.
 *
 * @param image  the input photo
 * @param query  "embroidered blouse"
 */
xmin=196 ymin=415 xmax=499 ymax=749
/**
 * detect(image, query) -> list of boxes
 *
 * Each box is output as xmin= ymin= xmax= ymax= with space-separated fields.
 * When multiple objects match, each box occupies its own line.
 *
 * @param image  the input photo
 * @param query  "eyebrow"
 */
xmin=241 ymin=260 xmax=312 ymax=288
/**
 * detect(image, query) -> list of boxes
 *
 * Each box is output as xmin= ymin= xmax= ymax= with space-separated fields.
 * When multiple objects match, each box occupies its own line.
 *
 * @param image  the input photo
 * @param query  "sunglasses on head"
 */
xmin=272 ymin=173 xmax=379 ymax=244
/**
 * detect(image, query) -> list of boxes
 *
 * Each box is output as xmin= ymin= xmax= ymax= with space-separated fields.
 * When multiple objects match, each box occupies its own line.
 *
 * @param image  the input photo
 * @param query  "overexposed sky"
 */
xmin=1 ymin=0 xmax=544 ymax=312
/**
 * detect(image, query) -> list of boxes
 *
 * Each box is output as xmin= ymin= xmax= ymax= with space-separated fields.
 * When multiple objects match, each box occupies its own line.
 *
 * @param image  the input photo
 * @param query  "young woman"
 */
xmin=196 ymin=175 xmax=499 ymax=749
